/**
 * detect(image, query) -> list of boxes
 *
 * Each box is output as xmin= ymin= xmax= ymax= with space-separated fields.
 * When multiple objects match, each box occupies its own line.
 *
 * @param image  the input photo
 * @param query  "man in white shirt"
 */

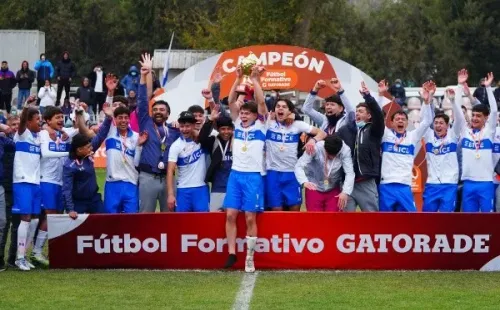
xmin=379 ymin=83 xmax=433 ymax=211
xmin=422 ymin=80 xmax=462 ymax=212
xmin=223 ymin=65 xmax=266 ymax=272
xmin=30 ymin=106 xmax=78 ymax=266
xmin=167 ymin=111 xmax=209 ymax=212
xmin=266 ymin=99 xmax=326 ymax=211
xmin=452 ymin=70 xmax=497 ymax=212
xmin=294 ymin=135 xmax=354 ymax=211
xmin=12 ymin=107 xmax=42 ymax=271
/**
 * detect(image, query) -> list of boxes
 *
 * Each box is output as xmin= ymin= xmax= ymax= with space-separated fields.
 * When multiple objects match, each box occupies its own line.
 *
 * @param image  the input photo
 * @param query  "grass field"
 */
xmin=2 ymin=270 xmax=500 ymax=309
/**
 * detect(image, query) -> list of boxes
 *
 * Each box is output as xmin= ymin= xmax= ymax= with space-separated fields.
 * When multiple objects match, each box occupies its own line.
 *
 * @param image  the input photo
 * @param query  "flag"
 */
xmin=162 ymin=32 xmax=175 ymax=87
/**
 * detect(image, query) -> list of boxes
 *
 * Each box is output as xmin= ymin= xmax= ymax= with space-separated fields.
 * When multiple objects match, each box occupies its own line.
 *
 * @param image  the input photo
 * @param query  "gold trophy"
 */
xmin=236 ymin=52 xmax=260 ymax=93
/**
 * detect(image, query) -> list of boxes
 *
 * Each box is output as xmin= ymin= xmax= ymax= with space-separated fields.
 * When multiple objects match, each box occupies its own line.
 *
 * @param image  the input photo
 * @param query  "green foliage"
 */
xmin=0 ymin=0 xmax=498 ymax=85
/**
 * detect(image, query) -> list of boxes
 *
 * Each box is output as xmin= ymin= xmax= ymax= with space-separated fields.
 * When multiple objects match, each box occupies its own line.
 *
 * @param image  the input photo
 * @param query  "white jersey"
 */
xmin=424 ymin=129 xmax=460 ymax=184
xmin=40 ymin=128 xmax=78 ymax=185
xmin=492 ymin=128 xmax=500 ymax=184
xmin=232 ymin=118 xmax=267 ymax=174
xmin=105 ymin=125 xmax=139 ymax=185
xmin=453 ymin=85 xmax=498 ymax=182
xmin=13 ymin=129 xmax=41 ymax=184
xmin=266 ymin=120 xmax=312 ymax=172
xmin=168 ymin=137 xmax=206 ymax=189
xmin=380 ymin=103 xmax=432 ymax=186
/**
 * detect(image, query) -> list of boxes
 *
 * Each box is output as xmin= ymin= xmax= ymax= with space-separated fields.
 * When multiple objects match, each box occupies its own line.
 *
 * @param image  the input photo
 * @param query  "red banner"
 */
xmin=48 ymin=213 xmax=500 ymax=271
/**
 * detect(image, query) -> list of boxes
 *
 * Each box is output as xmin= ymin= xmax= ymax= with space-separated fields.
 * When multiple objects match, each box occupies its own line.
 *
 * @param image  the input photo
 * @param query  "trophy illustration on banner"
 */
xmin=236 ymin=52 xmax=261 ymax=93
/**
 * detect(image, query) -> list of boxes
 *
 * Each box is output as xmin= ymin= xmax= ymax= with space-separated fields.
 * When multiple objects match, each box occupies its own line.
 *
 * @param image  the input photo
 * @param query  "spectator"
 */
xmin=61 ymin=98 xmax=73 ymax=121
xmin=0 ymin=61 xmax=16 ymax=114
xmin=15 ymin=61 xmax=35 ymax=110
xmin=56 ymin=51 xmax=76 ymax=105
xmin=120 ymin=66 xmax=140 ymax=96
xmin=0 ymin=115 xmax=19 ymax=269
xmin=75 ymin=77 xmax=96 ymax=114
xmin=88 ymin=63 xmax=107 ymax=112
xmin=389 ymin=79 xmax=407 ymax=106
xmin=128 ymin=90 xmax=138 ymax=132
xmin=151 ymin=71 xmax=161 ymax=93
xmin=38 ymin=80 xmax=57 ymax=115
xmin=34 ymin=54 xmax=54 ymax=105
xmin=473 ymin=78 xmax=487 ymax=105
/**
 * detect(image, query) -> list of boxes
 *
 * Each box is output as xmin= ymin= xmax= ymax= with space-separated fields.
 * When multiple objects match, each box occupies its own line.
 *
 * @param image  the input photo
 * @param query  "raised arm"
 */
xmin=484 ymin=72 xmax=497 ymax=132
xmin=250 ymin=66 xmax=267 ymax=117
xmin=340 ymin=144 xmax=355 ymax=196
xmin=360 ymin=82 xmax=384 ymax=139
xmin=138 ymin=53 xmax=153 ymax=125
xmin=330 ymin=78 xmax=355 ymax=114
xmin=90 ymin=113 xmax=112 ymax=151
xmin=453 ymin=69 xmax=469 ymax=137
xmin=411 ymin=81 xmax=433 ymax=144
xmin=199 ymin=110 xmax=217 ymax=152
xmin=302 ymin=80 xmax=328 ymax=127
xmin=228 ymin=70 xmax=243 ymax=121
xmin=18 ymin=107 xmax=30 ymax=135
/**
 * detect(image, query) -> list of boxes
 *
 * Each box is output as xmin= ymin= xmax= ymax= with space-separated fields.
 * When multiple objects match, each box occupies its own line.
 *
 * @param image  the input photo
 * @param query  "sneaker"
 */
xmin=31 ymin=253 xmax=49 ymax=266
xmin=245 ymin=255 xmax=255 ymax=273
xmin=224 ymin=254 xmax=237 ymax=269
xmin=26 ymin=259 xmax=36 ymax=269
xmin=0 ymin=265 xmax=5 ymax=272
xmin=15 ymin=258 xmax=31 ymax=271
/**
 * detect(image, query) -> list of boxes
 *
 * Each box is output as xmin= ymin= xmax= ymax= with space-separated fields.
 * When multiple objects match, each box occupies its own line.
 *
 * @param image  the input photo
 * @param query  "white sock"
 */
xmin=16 ymin=221 xmax=30 ymax=259
xmin=26 ymin=219 xmax=39 ymax=252
xmin=33 ymin=230 xmax=48 ymax=255
xmin=246 ymin=236 xmax=257 ymax=257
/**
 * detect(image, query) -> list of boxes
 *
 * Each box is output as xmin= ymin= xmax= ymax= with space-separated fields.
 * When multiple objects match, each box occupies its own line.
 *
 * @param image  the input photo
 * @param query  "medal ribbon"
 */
xmin=120 ymin=135 xmax=128 ymax=163
xmin=217 ymin=139 xmax=230 ymax=160
xmin=279 ymin=122 xmax=287 ymax=150
xmin=470 ymin=128 xmax=484 ymax=154
xmin=392 ymin=130 xmax=406 ymax=149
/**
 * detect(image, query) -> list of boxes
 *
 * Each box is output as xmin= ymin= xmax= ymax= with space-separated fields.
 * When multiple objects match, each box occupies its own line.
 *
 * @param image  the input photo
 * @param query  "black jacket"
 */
xmin=199 ymin=120 xmax=231 ymax=184
xmin=56 ymin=58 xmax=76 ymax=79
xmin=1 ymin=135 xmax=15 ymax=193
xmin=76 ymin=85 xmax=96 ymax=106
xmin=337 ymin=94 xmax=384 ymax=179
xmin=16 ymin=68 xmax=35 ymax=89
xmin=88 ymin=71 xmax=107 ymax=93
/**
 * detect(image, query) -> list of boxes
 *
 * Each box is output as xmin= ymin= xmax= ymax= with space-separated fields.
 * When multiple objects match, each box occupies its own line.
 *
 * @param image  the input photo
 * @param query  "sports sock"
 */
xmin=246 ymin=236 xmax=257 ymax=257
xmin=16 ymin=221 xmax=29 ymax=259
xmin=33 ymin=230 xmax=48 ymax=255
xmin=26 ymin=219 xmax=39 ymax=252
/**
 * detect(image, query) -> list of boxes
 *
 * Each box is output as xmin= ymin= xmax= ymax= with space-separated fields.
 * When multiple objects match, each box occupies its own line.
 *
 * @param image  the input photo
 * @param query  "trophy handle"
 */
xmin=236 ymin=76 xmax=252 ymax=94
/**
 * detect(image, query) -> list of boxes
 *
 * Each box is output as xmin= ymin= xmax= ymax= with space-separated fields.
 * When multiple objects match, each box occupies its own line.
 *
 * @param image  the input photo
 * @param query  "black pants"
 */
xmin=0 ymin=190 xmax=18 ymax=267
xmin=0 ymin=93 xmax=12 ymax=114
xmin=56 ymin=78 xmax=71 ymax=106
xmin=95 ymin=92 xmax=106 ymax=112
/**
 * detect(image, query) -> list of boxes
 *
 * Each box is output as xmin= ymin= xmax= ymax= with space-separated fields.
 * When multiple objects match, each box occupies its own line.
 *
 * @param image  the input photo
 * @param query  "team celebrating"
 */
xmin=0 ymin=52 xmax=498 ymax=272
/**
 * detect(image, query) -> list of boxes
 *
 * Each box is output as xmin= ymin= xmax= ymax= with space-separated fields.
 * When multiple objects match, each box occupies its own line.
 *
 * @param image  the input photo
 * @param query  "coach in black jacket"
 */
xmin=199 ymin=114 xmax=234 ymax=212
xmin=336 ymin=87 xmax=384 ymax=212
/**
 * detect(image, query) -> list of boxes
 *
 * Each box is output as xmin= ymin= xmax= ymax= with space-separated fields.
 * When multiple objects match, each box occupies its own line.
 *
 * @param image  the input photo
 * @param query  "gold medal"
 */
xmin=324 ymin=179 xmax=329 ymax=185
xmin=242 ymin=145 xmax=248 ymax=152
xmin=475 ymin=153 xmax=481 ymax=159
xmin=433 ymin=149 xmax=439 ymax=155
xmin=161 ymin=144 xmax=166 ymax=152
xmin=279 ymin=146 xmax=285 ymax=151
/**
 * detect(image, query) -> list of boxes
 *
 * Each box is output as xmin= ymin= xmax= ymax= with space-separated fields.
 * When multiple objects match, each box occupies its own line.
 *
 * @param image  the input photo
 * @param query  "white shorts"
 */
xmin=210 ymin=192 xmax=226 ymax=212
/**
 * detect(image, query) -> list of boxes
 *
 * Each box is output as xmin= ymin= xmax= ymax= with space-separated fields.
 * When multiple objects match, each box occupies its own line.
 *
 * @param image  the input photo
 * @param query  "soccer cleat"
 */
xmin=31 ymin=253 xmax=49 ymax=266
xmin=245 ymin=255 xmax=255 ymax=273
xmin=15 ymin=258 xmax=31 ymax=271
xmin=224 ymin=254 xmax=237 ymax=269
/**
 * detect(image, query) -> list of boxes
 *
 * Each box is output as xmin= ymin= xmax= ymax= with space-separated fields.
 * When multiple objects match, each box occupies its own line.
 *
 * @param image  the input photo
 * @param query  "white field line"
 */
xmin=232 ymin=272 xmax=258 ymax=310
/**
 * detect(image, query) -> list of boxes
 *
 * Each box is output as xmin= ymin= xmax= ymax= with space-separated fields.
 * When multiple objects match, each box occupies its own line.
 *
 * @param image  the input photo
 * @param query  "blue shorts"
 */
xmin=104 ymin=181 xmax=138 ymax=214
xmin=176 ymin=185 xmax=209 ymax=212
xmin=423 ymin=183 xmax=457 ymax=212
xmin=265 ymin=170 xmax=302 ymax=208
xmin=74 ymin=193 xmax=103 ymax=214
xmin=223 ymin=170 xmax=264 ymax=213
xmin=41 ymin=182 xmax=63 ymax=212
xmin=379 ymin=183 xmax=416 ymax=212
xmin=12 ymin=183 xmax=42 ymax=215
xmin=462 ymin=180 xmax=494 ymax=212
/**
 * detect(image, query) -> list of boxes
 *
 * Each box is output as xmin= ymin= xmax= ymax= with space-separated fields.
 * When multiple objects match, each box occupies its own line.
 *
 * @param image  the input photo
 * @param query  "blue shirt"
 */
xmin=137 ymin=84 xmax=180 ymax=174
